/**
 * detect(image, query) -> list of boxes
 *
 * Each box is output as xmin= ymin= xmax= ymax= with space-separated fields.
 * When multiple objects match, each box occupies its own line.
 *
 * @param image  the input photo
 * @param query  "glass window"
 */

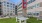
xmin=0 ymin=8 xmax=1 ymax=10
xmin=13 ymin=4 xmax=15 ymax=8
xmin=37 ymin=13 xmax=39 ymax=15
xmin=24 ymin=0 xmax=26 ymax=2
xmin=30 ymin=0 xmax=32 ymax=3
xmin=24 ymin=4 xmax=26 ymax=7
xmin=0 ymin=2 xmax=1 ymax=4
xmin=37 ymin=4 xmax=39 ymax=6
xmin=7 ymin=2 xmax=9 ymax=4
xmin=10 ymin=9 xmax=12 ymax=10
xmin=33 ymin=13 xmax=39 ymax=16
xmin=4 ymin=1 xmax=6 ymax=6
xmin=28 ymin=7 xmax=30 ymax=10
xmin=28 ymin=0 xmax=35 ymax=4
xmin=11 ymin=11 xmax=12 ymax=12
xmin=13 ymin=4 xmax=15 ymax=5
xmin=7 ymin=11 xmax=9 ymax=12
xmin=39 ymin=2 xmax=42 ymax=7
xmin=0 ymin=12 xmax=2 ymax=15
xmin=7 ymin=5 xmax=9 ymax=7
xmin=10 ymin=13 xmax=12 ymax=15
xmin=0 ymin=5 xmax=1 ymax=7
xmin=10 ymin=6 xmax=12 ymax=8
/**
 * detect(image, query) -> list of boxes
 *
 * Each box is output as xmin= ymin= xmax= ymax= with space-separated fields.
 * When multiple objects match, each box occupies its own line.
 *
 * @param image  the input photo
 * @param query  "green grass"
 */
xmin=27 ymin=17 xmax=42 ymax=23
xmin=0 ymin=17 xmax=42 ymax=23
xmin=0 ymin=18 xmax=16 ymax=23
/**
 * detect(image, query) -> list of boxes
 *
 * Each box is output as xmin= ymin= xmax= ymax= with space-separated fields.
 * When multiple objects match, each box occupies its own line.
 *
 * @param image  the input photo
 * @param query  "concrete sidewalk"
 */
xmin=0 ymin=16 xmax=9 ymax=19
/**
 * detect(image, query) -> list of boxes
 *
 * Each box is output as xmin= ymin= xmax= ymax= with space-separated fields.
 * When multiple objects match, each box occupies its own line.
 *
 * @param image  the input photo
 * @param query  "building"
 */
xmin=17 ymin=0 xmax=42 ymax=17
xmin=15 ymin=6 xmax=18 ymax=15
xmin=0 ymin=0 xmax=15 ymax=16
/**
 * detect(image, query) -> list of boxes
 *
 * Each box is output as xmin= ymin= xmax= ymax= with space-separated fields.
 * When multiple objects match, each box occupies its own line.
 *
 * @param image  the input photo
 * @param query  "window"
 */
xmin=7 ymin=5 xmax=9 ymax=7
xmin=28 ymin=3 xmax=40 ymax=10
xmin=28 ymin=12 xmax=32 ymax=15
xmin=0 ymin=9 xmax=2 ymax=15
xmin=13 ymin=4 xmax=15 ymax=5
xmin=37 ymin=4 xmax=39 ymax=6
xmin=24 ymin=4 xmax=26 ymax=7
xmin=0 ymin=2 xmax=1 ymax=4
xmin=18 ymin=6 xmax=22 ymax=9
xmin=4 ymin=4 xmax=6 ymax=6
xmin=13 ymin=4 xmax=15 ymax=8
xmin=4 ymin=10 xmax=6 ymax=12
xmin=0 ymin=5 xmax=1 ymax=7
xmin=7 ymin=2 xmax=9 ymax=4
xmin=13 ymin=11 xmax=14 ymax=12
xmin=40 ymin=2 xmax=42 ymax=7
xmin=24 ymin=0 xmax=26 ymax=2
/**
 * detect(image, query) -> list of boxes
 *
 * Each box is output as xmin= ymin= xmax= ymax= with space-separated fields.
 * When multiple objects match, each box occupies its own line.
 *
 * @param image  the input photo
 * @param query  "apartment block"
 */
xmin=0 ymin=0 xmax=15 ymax=16
xmin=17 ymin=0 xmax=42 ymax=17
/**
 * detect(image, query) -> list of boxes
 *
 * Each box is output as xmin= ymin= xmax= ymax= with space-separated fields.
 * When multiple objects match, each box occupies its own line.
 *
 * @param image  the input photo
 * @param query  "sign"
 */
xmin=22 ymin=0 xmax=27 ymax=9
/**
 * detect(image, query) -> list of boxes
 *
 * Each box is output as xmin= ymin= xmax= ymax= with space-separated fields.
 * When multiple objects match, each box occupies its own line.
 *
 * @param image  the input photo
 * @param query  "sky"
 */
xmin=9 ymin=0 xmax=21 ymax=4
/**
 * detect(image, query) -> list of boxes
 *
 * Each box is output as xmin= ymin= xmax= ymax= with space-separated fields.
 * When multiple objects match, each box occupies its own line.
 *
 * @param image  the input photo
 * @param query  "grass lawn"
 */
xmin=0 ymin=17 xmax=42 ymax=23
xmin=0 ymin=18 xmax=16 ymax=23
xmin=27 ymin=17 xmax=42 ymax=23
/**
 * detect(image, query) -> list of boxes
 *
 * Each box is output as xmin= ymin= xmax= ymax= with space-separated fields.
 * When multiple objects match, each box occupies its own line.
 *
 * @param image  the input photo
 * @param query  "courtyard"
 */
xmin=0 ymin=17 xmax=42 ymax=23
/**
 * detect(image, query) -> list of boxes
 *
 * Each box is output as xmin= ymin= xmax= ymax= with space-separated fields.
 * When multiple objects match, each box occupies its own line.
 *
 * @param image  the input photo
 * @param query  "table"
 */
xmin=16 ymin=17 xmax=29 ymax=23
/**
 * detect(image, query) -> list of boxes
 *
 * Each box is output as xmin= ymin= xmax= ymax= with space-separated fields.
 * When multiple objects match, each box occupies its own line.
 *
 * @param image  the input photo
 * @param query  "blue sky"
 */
xmin=9 ymin=0 xmax=21 ymax=4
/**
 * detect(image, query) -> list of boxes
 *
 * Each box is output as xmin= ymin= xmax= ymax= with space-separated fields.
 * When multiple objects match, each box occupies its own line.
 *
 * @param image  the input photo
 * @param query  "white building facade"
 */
xmin=17 ymin=0 xmax=42 ymax=17
xmin=0 ymin=0 xmax=15 ymax=16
